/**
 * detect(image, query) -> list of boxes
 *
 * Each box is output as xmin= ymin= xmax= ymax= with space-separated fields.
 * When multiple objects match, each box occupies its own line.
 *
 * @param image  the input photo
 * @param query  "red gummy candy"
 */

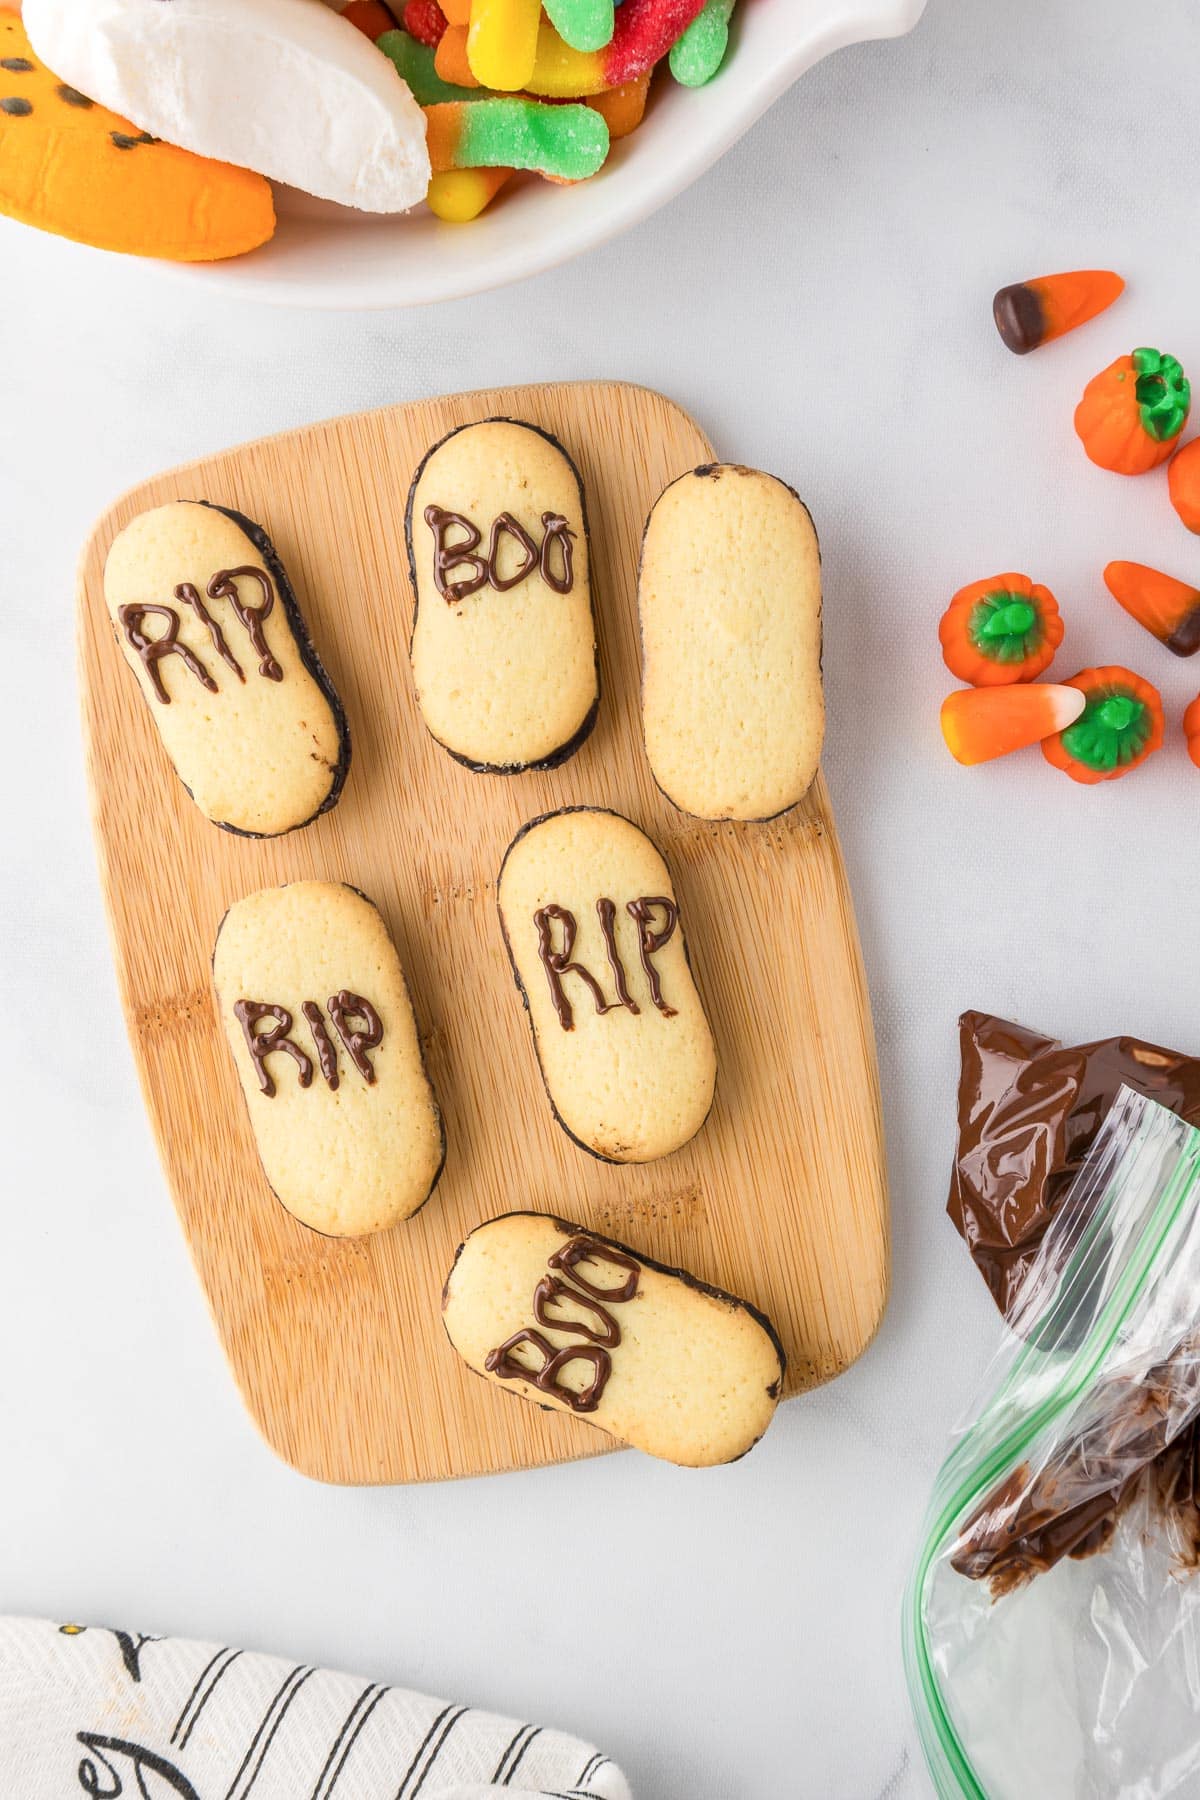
xmin=605 ymin=0 xmax=708 ymax=85
xmin=403 ymin=0 xmax=447 ymax=46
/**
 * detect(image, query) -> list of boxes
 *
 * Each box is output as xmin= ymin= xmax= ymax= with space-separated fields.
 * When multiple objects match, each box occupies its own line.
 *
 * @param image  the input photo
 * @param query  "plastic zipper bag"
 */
xmin=905 ymin=1086 xmax=1200 ymax=1800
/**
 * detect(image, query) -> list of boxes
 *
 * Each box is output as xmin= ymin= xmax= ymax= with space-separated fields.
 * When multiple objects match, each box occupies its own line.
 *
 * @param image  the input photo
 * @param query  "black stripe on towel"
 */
xmin=177 ymin=1648 xmax=244 ymax=1751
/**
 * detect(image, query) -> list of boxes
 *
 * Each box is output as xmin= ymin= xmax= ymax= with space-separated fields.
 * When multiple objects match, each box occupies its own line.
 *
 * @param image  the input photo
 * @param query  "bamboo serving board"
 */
xmin=78 ymin=381 xmax=888 ymax=1484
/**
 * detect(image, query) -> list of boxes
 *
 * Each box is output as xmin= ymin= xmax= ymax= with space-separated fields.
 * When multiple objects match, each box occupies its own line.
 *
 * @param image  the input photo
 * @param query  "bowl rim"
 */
xmin=134 ymin=0 xmax=929 ymax=311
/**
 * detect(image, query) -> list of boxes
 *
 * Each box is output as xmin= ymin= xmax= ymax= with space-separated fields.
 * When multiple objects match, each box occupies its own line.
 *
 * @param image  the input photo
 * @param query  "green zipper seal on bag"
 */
xmin=903 ymin=1096 xmax=1200 ymax=1800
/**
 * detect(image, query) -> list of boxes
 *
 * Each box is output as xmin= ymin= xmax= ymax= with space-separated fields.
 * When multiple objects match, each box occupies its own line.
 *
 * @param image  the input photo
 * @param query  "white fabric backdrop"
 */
xmin=4 ymin=1 xmax=1199 ymax=1794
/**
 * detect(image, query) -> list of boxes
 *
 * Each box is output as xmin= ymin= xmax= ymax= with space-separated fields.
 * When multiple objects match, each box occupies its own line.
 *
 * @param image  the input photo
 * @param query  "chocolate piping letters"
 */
xmin=234 ymin=1001 xmax=313 ymax=1098
xmin=486 ymin=513 xmax=540 ymax=591
xmin=533 ymin=1274 xmax=621 ymax=1347
xmin=538 ymin=512 xmax=576 ymax=594
xmin=327 ymin=990 xmax=383 ymax=1084
xmin=117 ymin=604 xmax=216 ymax=705
xmin=424 ymin=505 xmax=490 ymax=602
xmin=174 ymin=581 xmax=245 ymax=681
xmin=301 ymin=1001 xmax=340 ymax=1091
xmin=206 ymin=566 xmax=283 ymax=682
xmin=425 ymin=504 xmax=576 ymax=602
xmin=547 ymin=1234 xmax=641 ymax=1303
xmin=595 ymin=898 xmax=639 ymax=1015
xmin=626 ymin=897 xmax=679 ymax=1018
xmin=484 ymin=1329 xmax=612 ymax=1413
xmin=534 ymin=905 xmax=618 ymax=1031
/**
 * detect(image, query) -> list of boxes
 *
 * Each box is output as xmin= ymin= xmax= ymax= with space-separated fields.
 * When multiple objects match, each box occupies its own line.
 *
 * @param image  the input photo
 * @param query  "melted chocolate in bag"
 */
xmin=948 ymin=1012 xmax=1200 ymax=1591
xmin=948 ymin=1011 xmax=1200 ymax=1317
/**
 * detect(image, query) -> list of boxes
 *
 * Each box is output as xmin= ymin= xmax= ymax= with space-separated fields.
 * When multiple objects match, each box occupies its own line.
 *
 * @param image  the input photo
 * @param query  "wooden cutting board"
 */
xmin=78 ymin=381 xmax=888 ymax=1484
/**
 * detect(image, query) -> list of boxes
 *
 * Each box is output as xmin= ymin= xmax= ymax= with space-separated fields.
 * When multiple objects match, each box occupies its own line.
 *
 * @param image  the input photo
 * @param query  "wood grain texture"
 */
xmin=78 ymin=381 xmax=888 ymax=1485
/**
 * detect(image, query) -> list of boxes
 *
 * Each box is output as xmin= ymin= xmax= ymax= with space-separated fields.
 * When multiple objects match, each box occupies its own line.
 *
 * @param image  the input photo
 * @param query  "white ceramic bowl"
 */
xmin=177 ymin=0 xmax=927 ymax=309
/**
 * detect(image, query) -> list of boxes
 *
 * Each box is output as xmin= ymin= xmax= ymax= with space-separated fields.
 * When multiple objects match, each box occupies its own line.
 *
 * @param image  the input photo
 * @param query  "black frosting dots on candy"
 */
xmin=0 ymin=56 xmax=33 ymax=72
xmin=0 ymin=96 xmax=32 ymax=116
xmin=56 ymin=84 xmax=94 ymax=109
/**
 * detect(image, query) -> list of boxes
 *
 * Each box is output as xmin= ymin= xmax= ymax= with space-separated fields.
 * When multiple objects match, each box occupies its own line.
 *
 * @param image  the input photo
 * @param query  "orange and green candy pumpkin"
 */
xmin=1103 ymin=560 xmax=1200 ymax=658
xmin=992 ymin=268 xmax=1124 ymax=356
xmin=1075 ymin=348 xmax=1190 ymax=474
xmin=939 ymin=573 xmax=1063 ymax=686
xmin=940 ymin=684 xmax=1085 ymax=765
xmin=1041 ymin=666 xmax=1164 ymax=783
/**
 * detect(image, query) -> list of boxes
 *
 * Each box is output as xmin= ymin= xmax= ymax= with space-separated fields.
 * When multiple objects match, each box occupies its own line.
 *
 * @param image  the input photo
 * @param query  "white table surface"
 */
xmin=4 ymin=1 xmax=1199 ymax=1793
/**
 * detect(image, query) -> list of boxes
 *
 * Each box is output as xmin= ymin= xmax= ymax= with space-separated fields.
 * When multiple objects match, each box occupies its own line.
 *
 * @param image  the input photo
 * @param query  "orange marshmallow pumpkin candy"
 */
xmin=1075 ymin=348 xmax=1190 ymax=475
xmin=0 ymin=9 xmax=274 ymax=262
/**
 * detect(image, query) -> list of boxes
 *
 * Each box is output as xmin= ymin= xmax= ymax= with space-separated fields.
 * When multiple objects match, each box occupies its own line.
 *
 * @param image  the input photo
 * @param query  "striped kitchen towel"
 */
xmin=0 ymin=1617 xmax=631 ymax=1800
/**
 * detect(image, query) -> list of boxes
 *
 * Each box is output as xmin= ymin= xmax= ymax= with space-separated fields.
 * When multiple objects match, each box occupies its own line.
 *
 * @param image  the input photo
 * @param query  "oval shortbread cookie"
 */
xmin=406 ymin=418 xmax=598 ymax=772
xmin=497 ymin=807 xmax=716 ymax=1162
xmin=443 ymin=1214 xmax=785 ymax=1466
xmin=639 ymin=463 xmax=824 ymax=820
xmin=104 ymin=500 xmax=349 ymax=836
xmin=212 ymin=881 xmax=444 ymax=1237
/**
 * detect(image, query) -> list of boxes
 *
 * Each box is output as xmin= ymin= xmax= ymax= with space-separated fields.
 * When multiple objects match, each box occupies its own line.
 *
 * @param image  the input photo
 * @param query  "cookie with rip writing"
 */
xmin=103 ymin=500 xmax=349 ymax=836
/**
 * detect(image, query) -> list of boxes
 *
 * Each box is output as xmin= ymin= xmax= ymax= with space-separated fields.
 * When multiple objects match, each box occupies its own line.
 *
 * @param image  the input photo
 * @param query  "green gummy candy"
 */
xmin=458 ymin=99 xmax=610 ymax=180
xmin=542 ymin=0 xmax=616 ymax=53
xmin=669 ymin=0 xmax=736 ymax=87
xmin=377 ymin=29 xmax=476 ymax=105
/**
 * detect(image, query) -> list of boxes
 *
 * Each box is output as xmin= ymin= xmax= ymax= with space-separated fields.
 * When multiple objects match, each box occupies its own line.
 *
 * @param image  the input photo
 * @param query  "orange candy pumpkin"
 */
xmin=1168 ymin=439 xmax=1200 ymax=533
xmin=1185 ymin=695 xmax=1200 ymax=769
xmin=939 ymin=573 xmax=1063 ymax=687
xmin=1075 ymin=348 xmax=1190 ymax=474
xmin=1042 ymin=666 xmax=1164 ymax=784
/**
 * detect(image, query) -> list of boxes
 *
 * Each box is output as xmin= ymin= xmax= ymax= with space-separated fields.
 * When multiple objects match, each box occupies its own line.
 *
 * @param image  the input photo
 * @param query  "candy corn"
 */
xmin=424 ymin=97 xmax=609 ymax=178
xmin=1168 ymin=439 xmax=1200 ymax=534
xmin=940 ymin=684 xmax=1085 ymax=765
xmin=670 ymin=0 xmax=735 ymax=85
xmin=992 ymin=268 xmax=1124 ymax=356
xmin=467 ymin=0 xmax=541 ymax=88
xmin=1041 ymin=666 xmax=1164 ymax=784
xmin=1103 ymin=560 xmax=1200 ymax=657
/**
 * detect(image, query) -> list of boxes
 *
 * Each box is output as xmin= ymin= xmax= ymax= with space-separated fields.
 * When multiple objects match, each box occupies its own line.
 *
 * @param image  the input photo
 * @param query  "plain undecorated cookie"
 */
xmin=639 ymin=463 xmax=823 ymax=820
xmin=103 ymin=500 xmax=349 ymax=835
xmin=497 ymin=806 xmax=716 ymax=1162
xmin=406 ymin=418 xmax=598 ymax=772
xmin=212 ymin=881 xmax=444 ymax=1237
xmin=442 ymin=1213 xmax=785 ymax=1466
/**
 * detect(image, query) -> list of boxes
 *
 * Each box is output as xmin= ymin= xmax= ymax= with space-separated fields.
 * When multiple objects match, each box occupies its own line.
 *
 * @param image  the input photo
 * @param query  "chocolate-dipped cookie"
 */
xmin=103 ymin=499 xmax=349 ymax=835
xmin=443 ymin=1213 xmax=785 ymax=1466
xmin=406 ymin=418 xmax=598 ymax=773
xmin=497 ymin=806 xmax=716 ymax=1162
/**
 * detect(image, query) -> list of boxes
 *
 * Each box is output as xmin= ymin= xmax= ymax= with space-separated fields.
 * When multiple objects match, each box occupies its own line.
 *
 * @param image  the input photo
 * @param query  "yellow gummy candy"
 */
xmin=426 ymin=166 xmax=513 ymax=221
xmin=526 ymin=18 xmax=607 ymax=98
xmin=467 ymin=0 xmax=541 ymax=90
